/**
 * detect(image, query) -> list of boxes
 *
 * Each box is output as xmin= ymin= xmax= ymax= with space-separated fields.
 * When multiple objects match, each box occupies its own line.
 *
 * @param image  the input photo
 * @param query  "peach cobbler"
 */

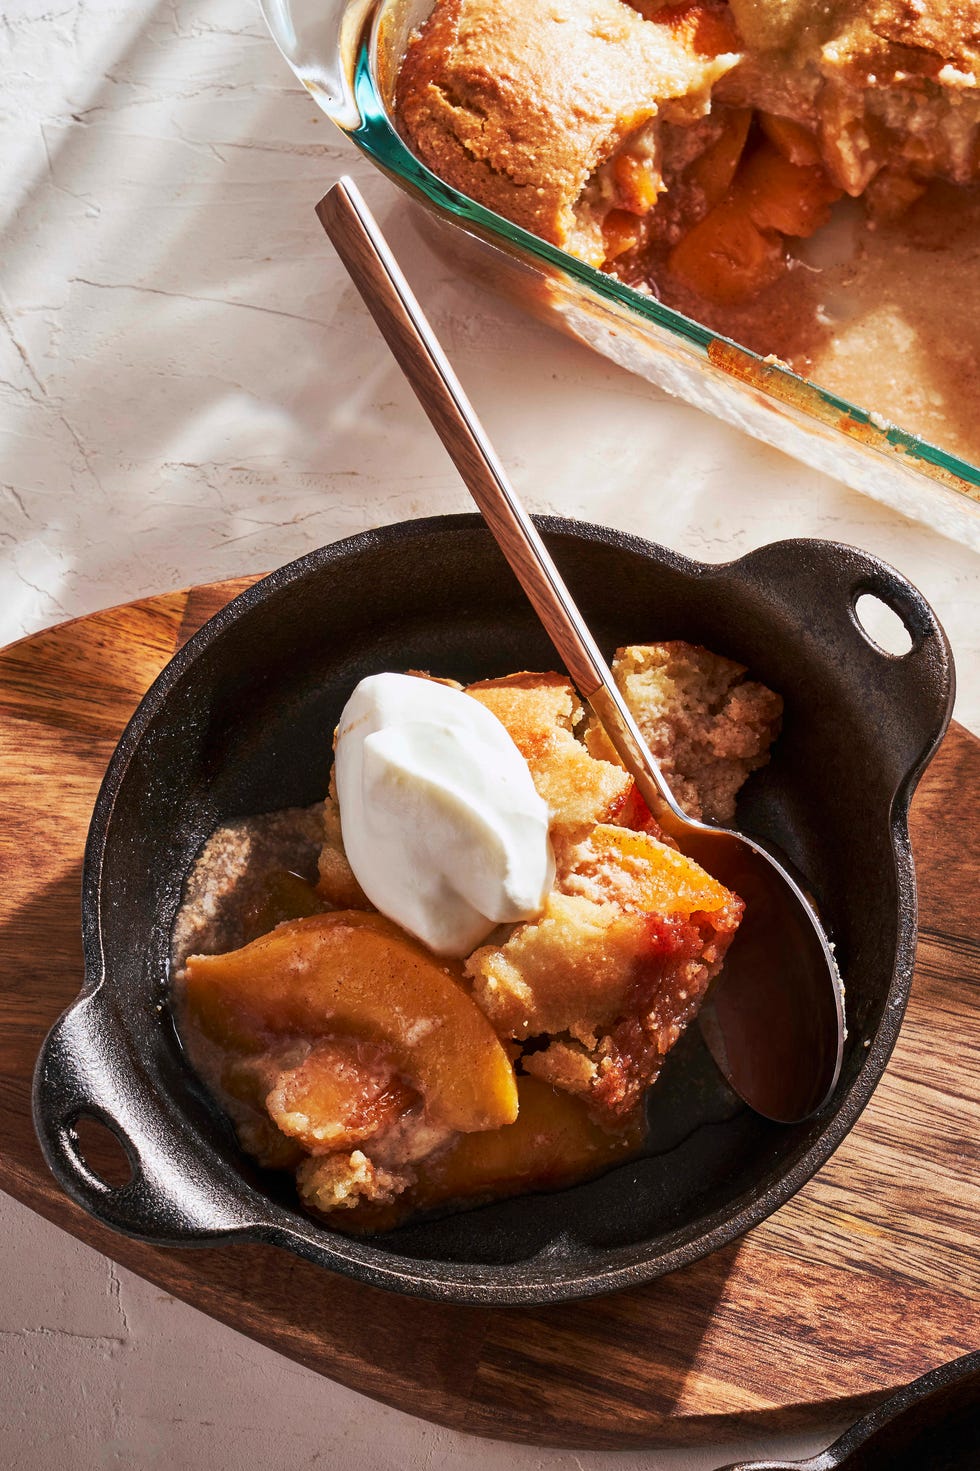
xmin=172 ymin=642 xmax=781 ymax=1230
xmin=397 ymin=0 xmax=979 ymax=303
xmin=395 ymin=0 xmax=980 ymax=461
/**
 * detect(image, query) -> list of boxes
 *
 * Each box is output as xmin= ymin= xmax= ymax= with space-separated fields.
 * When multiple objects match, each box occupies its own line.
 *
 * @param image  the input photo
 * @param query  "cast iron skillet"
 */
xmin=32 ymin=515 xmax=954 ymax=1305
xmin=720 ymin=1350 xmax=980 ymax=1470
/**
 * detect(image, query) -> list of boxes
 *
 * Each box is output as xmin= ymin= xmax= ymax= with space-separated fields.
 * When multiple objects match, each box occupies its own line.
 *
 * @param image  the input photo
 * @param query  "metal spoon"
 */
xmin=315 ymin=177 xmax=845 ymax=1123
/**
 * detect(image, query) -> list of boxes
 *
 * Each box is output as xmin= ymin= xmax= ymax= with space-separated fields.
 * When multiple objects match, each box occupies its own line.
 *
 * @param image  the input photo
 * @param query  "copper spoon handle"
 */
xmin=316 ymin=178 xmax=686 ymax=837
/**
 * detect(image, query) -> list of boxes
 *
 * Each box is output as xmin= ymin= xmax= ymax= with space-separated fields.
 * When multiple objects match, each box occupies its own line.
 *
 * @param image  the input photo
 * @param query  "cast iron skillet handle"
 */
xmin=715 ymin=1350 xmax=980 ymax=1470
xmin=749 ymin=541 xmax=954 ymax=779
xmin=33 ymin=992 xmax=263 ymax=1244
xmin=843 ymin=555 xmax=953 ymax=773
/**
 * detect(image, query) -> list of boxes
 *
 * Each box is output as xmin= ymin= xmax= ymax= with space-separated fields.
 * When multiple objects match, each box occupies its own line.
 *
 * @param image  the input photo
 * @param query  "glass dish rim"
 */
xmin=273 ymin=0 xmax=980 ymax=509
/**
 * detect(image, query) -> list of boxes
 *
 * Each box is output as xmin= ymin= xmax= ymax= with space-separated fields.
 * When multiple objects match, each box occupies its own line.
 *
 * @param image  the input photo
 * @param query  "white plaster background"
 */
xmin=1 ymin=0 xmax=977 ymax=1465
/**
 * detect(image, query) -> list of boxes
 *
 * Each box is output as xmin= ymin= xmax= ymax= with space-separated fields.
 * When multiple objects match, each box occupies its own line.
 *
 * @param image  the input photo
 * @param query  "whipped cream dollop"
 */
xmin=334 ymin=673 xmax=554 ymax=957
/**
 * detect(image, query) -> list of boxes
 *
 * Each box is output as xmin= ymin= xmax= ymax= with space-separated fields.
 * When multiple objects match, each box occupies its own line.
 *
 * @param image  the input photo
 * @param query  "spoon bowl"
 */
xmin=686 ymin=829 xmax=843 ymax=1121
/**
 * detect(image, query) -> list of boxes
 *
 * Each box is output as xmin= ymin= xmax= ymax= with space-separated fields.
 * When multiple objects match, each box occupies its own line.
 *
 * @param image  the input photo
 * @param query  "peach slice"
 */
xmin=738 ymin=141 xmax=841 ymax=238
xmin=584 ymin=824 xmax=737 ymax=916
xmin=667 ymin=199 xmax=784 ymax=303
xmin=759 ymin=113 xmax=823 ymax=169
xmin=611 ymin=152 xmax=661 ymax=215
xmin=331 ymin=1077 xmax=645 ymax=1231
xmin=634 ymin=1 xmax=741 ymax=57
xmin=603 ymin=209 xmax=643 ymax=261
xmin=183 ymin=912 xmax=518 ymax=1132
xmin=687 ymin=107 xmax=752 ymax=211
xmin=413 ymin=1076 xmax=644 ymax=1206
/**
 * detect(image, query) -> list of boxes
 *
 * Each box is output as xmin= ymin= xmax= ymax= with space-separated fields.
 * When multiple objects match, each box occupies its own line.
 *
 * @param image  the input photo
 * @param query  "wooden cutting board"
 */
xmin=1 ymin=581 xmax=977 ymax=1450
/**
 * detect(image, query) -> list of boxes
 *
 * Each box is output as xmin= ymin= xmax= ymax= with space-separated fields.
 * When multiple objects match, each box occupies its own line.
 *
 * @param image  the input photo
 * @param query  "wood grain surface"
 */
xmin=1 ymin=581 xmax=977 ymax=1450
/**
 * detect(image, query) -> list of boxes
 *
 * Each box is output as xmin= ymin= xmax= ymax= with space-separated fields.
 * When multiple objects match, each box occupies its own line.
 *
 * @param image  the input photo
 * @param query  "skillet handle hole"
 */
xmin=70 ymin=1112 xmax=136 ymax=1191
xmin=853 ymin=592 xmax=914 ymax=657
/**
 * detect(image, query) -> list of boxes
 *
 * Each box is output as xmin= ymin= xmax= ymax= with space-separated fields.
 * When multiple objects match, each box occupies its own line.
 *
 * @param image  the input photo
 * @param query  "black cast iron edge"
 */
xmin=718 ymin=1349 xmax=980 ymax=1469
xmin=32 ymin=514 xmax=955 ymax=1305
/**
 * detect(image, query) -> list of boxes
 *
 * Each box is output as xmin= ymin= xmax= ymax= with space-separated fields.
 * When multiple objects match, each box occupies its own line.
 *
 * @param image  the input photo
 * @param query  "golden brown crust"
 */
xmin=316 ymin=770 xmax=372 ymax=910
xmin=725 ymin=0 xmax=980 ymax=191
xmin=465 ymin=671 xmax=633 ymax=845
xmin=729 ymin=0 xmax=980 ymax=79
xmin=519 ymin=915 xmax=722 ymax=1122
xmin=396 ymin=0 xmax=735 ymax=260
xmin=469 ymin=873 xmax=742 ymax=1123
xmin=466 ymin=891 xmax=647 ymax=1038
xmin=585 ymin=640 xmax=782 ymax=824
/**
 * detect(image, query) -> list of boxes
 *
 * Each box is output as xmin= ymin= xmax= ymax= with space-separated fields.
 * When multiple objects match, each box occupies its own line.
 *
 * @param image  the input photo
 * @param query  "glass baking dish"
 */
xmin=261 ymin=0 xmax=980 ymax=549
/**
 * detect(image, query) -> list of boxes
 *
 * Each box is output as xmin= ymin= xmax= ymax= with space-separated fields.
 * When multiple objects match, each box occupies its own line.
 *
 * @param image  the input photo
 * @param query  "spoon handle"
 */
xmin=316 ymin=178 xmax=683 ymax=832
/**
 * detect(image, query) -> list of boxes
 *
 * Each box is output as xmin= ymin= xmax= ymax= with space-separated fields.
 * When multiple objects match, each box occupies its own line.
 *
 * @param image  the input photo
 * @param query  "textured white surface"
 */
xmin=0 ymin=1190 xmax=848 ymax=1470
xmin=1 ymin=0 xmax=977 ymax=1466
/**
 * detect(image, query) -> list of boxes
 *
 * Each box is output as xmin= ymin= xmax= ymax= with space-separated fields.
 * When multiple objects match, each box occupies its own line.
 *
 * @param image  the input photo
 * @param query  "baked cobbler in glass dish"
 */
xmin=395 ymin=0 xmax=980 ymax=465
xmin=171 ymin=642 xmax=781 ymax=1232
